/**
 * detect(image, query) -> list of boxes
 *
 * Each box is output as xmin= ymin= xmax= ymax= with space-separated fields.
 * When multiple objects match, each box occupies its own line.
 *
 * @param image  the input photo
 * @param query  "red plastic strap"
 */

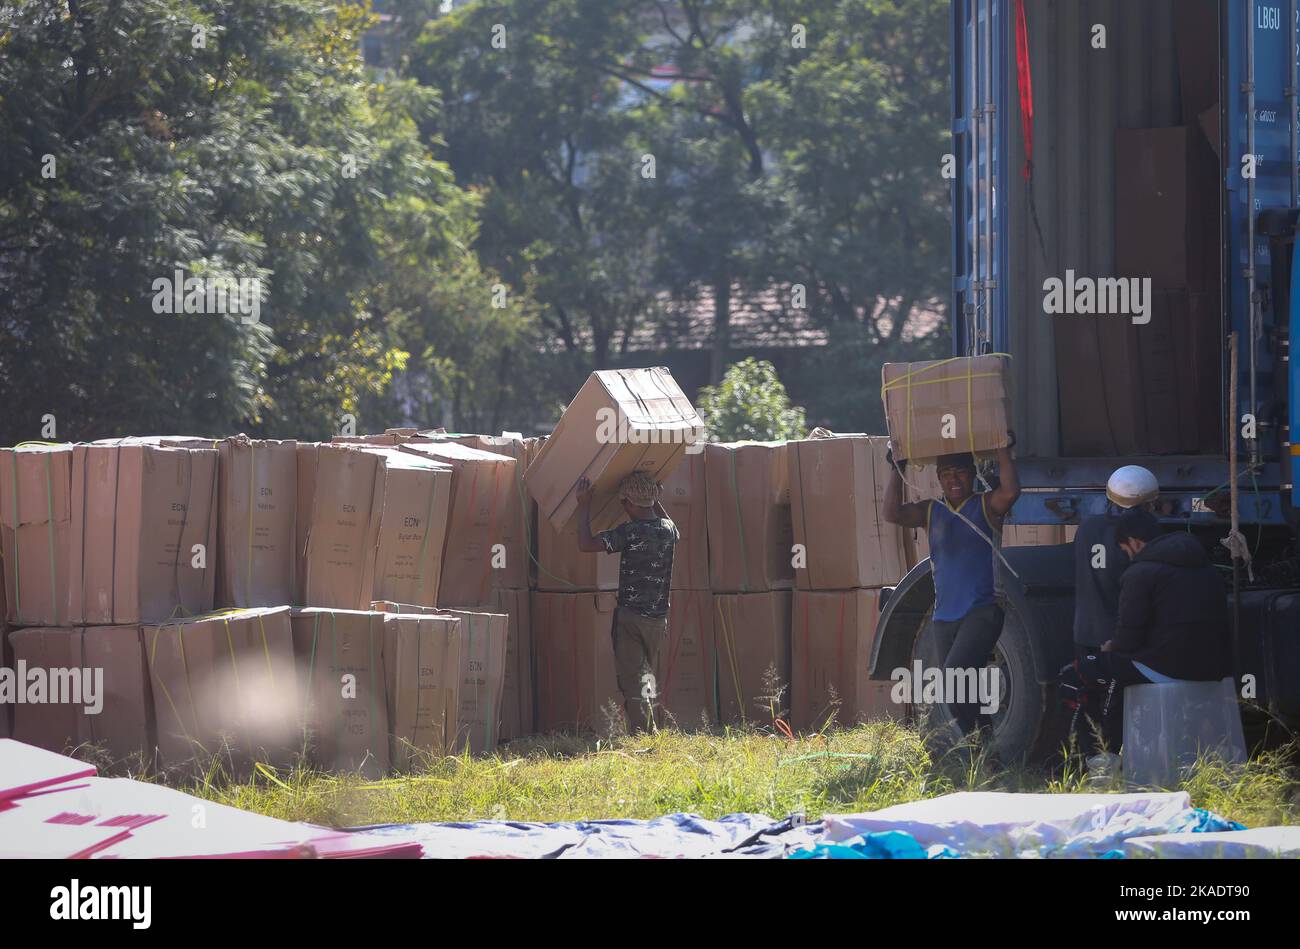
xmin=1015 ymin=0 xmax=1034 ymax=180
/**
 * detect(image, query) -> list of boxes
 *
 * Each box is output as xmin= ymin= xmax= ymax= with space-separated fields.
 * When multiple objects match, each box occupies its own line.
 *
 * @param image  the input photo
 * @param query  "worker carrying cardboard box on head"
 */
xmin=574 ymin=471 xmax=680 ymax=734
xmin=1057 ymin=465 xmax=1160 ymax=758
xmin=882 ymin=441 xmax=1020 ymax=742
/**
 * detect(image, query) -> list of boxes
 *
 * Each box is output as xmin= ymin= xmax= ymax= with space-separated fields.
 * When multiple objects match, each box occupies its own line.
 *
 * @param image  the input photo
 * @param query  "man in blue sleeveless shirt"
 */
xmin=883 ymin=442 xmax=1020 ymax=738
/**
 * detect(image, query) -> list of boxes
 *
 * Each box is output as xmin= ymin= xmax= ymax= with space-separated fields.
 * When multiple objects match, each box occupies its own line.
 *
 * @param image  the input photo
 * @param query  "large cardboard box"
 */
xmin=0 ymin=444 xmax=74 ymax=627
xmin=661 ymin=450 xmax=709 ymax=591
xmin=531 ymin=591 xmax=621 ymax=733
xmin=881 ymin=356 xmax=1011 ymax=464
xmin=298 ymin=444 xmax=383 ymax=609
xmin=535 ymin=515 xmax=620 ymax=592
xmin=145 ymin=606 xmax=298 ymax=768
xmin=397 ymin=441 xmax=516 ymax=608
xmin=791 ymin=589 xmax=897 ymax=731
xmin=704 ymin=442 xmax=793 ymax=593
xmin=713 ymin=591 xmax=792 ymax=726
xmin=380 ymin=611 xmax=462 ymax=765
xmin=69 ymin=440 xmax=219 ymax=626
xmin=1056 ymin=290 xmax=1221 ymax=457
xmin=8 ymin=625 xmax=153 ymax=762
xmin=1002 ymin=524 xmax=1069 ymax=547
xmin=440 ymin=608 xmax=506 ymax=755
xmin=371 ymin=600 xmax=507 ymax=755
xmin=291 ymin=608 xmax=390 ymax=776
xmin=443 ymin=434 xmax=540 ymax=591
xmin=658 ymin=590 xmax=715 ymax=727
xmin=8 ymin=627 xmax=77 ymax=753
xmin=526 ymin=368 xmax=703 ymax=533
xmin=487 ymin=588 xmax=534 ymax=742
xmin=789 ymin=435 xmax=910 ymax=590
xmin=216 ymin=437 xmax=298 ymax=608
xmin=298 ymin=445 xmax=452 ymax=610
xmin=362 ymin=448 xmax=453 ymax=608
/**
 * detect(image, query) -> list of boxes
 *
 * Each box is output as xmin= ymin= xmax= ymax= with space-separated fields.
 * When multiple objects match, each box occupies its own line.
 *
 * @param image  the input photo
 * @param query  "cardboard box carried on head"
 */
xmin=704 ymin=442 xmax=793 ymax=593
xmin=525 ymin=368 xmax=703 ymax=534
xmin=881 ymin=356 xmax=1011 ymax=465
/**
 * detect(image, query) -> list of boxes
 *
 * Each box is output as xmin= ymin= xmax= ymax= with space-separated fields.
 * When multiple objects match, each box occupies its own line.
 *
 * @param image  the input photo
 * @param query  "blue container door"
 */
xmin=951 ymin=0 xmax=1009 ymax=358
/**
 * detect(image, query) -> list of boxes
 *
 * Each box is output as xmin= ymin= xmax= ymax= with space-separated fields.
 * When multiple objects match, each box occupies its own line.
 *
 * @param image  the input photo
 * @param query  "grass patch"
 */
xmin=114 ymin=722 xmax=1300 ymax=830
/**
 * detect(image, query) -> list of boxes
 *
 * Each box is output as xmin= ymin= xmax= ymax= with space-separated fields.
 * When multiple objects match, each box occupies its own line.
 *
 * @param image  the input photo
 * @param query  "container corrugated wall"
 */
xmin=1004 ymin=0 xmax=1185 ymax=458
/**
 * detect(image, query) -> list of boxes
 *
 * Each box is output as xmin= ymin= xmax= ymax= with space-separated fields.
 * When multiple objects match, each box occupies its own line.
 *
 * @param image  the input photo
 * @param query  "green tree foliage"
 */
xmin=696 ymin=357 xmax=806 ymax=442
xmin=0 ymin=0 xmax=526 ymax=443
xmin=407 ymin=0 xmax=951 ymax=429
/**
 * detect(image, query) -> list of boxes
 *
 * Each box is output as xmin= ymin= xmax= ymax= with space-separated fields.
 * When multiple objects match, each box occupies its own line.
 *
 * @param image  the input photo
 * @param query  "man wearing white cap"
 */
xmin=1059 ymin=465 xmax=1159 ymax=755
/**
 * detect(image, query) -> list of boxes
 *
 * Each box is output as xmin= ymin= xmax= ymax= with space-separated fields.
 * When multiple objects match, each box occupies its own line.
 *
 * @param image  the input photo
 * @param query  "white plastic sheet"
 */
xmin=824 ymin=791 xmax=1194 ymax=857
xmin=1123 ymin=826 xmax=1300 ymax=859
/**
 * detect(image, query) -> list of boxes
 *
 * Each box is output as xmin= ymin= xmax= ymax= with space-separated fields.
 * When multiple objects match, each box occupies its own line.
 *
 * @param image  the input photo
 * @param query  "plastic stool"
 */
xmin=1122 ymin=677 xmax=1246 ymax=788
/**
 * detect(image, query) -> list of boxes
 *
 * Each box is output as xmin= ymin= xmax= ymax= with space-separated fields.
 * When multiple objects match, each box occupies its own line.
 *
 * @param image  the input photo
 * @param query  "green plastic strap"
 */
xmin=305 ymin=612 xmax=321 ymax=724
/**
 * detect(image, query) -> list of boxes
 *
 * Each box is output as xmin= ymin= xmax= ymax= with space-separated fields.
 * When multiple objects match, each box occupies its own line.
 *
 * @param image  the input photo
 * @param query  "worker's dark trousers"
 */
xmin=1060 ymin=648 xmax=1151 ymax=755
xmin=928 ymin=602 xmax=1005 ymax=738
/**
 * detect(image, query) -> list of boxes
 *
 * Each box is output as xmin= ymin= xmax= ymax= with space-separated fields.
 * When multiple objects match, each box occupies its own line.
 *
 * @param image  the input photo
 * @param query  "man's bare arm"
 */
xmin=986 ymin=442 xmax=1021 ymax=520
xmin=882 ymin=452 xmax=928 ymax=529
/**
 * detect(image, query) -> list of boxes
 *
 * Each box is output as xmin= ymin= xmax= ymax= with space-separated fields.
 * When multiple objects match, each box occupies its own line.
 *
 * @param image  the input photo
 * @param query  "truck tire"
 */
xmin=911 ymin=602 xmax=1056 ymax=762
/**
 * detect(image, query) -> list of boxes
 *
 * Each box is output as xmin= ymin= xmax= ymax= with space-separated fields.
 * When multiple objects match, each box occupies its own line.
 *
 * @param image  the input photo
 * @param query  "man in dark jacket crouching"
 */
xmin=1095 ymin=509 xmax=1233 ymax=745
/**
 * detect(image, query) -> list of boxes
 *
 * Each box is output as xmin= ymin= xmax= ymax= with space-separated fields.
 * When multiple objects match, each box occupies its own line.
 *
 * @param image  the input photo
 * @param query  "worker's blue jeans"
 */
xmin=928 ymin=602 xmax=1005 ymax=737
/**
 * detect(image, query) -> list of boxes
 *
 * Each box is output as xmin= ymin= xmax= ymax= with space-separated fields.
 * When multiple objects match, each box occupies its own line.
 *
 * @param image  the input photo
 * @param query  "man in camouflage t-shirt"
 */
xmin=575 ymin=471 xmax=679 ymax=733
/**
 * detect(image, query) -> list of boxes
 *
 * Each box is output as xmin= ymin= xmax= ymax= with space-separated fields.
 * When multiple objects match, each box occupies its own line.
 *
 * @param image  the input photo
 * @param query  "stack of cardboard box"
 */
xmin=391 ymin=435 xmax=534 ymax=747
xmin=788 ymin=435 xmax=910 ymax=731
xmin=705 ymin=441 xmax=793 ymax=726
xmin=0 ymin=440 xmax=223 ymax=765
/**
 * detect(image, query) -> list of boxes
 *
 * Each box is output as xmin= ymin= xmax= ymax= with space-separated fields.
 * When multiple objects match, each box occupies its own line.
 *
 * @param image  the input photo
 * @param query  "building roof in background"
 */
xmin=561 ymin=285 xmax=945 ymax=353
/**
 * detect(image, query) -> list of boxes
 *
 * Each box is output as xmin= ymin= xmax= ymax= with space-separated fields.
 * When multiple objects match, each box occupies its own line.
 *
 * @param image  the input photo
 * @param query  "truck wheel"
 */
xmin=911 ymin=603 xmax=1053 ymax=763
